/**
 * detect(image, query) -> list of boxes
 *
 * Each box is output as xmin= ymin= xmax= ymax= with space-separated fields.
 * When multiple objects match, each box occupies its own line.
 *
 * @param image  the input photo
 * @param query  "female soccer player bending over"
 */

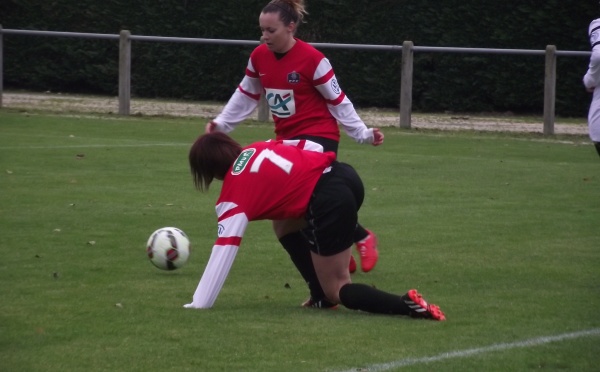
xmin=184 ymin=132 xmax=445 ymax=320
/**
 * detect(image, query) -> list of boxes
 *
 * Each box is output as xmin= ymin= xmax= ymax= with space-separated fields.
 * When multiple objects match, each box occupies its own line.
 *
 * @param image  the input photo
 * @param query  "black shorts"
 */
xmin=289 ymin=135 xmax=339 ymax=154
xmin=302 ymin=162 xmax=364 ymax=256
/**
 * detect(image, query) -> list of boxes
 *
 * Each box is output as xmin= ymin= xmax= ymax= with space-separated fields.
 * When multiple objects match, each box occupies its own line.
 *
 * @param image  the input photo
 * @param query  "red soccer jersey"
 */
xmin=213 ymin=38 xmax=374 ymax=145
xmin=216 ymin=140 xmax=336 ymax=222
xmin=247 ymin=39 xmax=343 ymax=141
xmin=186 ymin=139 xmax=335 ymax=309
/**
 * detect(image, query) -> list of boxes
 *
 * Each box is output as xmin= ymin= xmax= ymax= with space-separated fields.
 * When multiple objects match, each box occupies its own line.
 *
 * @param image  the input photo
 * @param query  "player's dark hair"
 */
xmin=189 ymin=132 xmax=242 ymax=191
xmin=263 ymin=0 xmax=307 ymax=27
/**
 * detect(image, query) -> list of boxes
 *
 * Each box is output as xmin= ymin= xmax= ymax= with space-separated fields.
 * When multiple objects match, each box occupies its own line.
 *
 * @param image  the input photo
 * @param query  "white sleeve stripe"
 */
xmin=315 ymin=80 xmax=340 ymax=101
xmin=247 ymin=58 xmax=256 ymax=73
xmin=218 ymin=213 xmax=249 ymax=237
xmin=281 ymin=139 xmax=324 ymax=152
xmin=216 ymin=202 xmax=239 ymax=217
xmin=313 ymin=58 xmax=333 ymax=80
xmin=239 ymin=76 xmax=262 ymax=96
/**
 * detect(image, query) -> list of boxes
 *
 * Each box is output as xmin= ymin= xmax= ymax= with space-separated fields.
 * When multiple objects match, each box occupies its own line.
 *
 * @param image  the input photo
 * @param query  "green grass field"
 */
xmin=0 ymin=110 xmax=599 ymax=371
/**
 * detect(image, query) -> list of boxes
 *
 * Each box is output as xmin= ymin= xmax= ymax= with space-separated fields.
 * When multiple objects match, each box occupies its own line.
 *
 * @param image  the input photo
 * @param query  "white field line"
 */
xmin=333 ymin=328 xmax=600 ymax=372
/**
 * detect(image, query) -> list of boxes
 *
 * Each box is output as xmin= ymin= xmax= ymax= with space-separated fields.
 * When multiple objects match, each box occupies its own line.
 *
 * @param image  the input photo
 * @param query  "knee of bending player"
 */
xmin=322 ymin=279 xmax=351 ymax=304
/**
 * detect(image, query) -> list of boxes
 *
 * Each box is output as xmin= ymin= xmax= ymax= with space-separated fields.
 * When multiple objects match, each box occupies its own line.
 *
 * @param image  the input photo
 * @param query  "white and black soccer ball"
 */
xmin=146 ymin=227 xmax=190 ymax=270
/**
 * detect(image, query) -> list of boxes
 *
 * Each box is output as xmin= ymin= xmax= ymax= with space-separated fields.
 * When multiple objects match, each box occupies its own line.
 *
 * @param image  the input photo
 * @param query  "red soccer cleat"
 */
xmin=349 ymin=255 xmax=357 ymax=273
xmin=355 ymin=230 xmax=378 ymax=272
xmin=401 ymin=289 xmax=446 ymax=321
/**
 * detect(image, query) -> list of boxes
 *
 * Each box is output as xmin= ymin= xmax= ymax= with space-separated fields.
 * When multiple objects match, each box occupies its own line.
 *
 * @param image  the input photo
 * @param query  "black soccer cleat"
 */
xmin=301 ymin=297 xmax=339 ymax=309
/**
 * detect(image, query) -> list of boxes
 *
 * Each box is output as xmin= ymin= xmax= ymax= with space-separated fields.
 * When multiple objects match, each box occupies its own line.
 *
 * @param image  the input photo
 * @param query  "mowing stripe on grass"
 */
xmin=335 ymin=328 xmax=600 ymax=372
xmin=0 ymin=143 xmax=189 ymax=150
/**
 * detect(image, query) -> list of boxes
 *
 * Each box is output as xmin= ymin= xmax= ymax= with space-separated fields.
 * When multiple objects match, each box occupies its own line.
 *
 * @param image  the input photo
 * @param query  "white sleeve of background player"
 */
xmin=584 ymin=20 xmax=600 ymax=89
xmin=213 ymin=59 xmax=263 ymax=133
xmin=185 ymin=203 xmax=249 ymax=309
xmin=313 ymin=58 xmax=374 ymax=144
xmin=329 ymin=97 xmax=375 ymax=144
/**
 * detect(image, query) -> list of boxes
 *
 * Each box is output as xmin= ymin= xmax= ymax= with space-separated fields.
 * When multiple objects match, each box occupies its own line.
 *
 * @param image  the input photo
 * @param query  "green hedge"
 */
xmin=1 ymin=0 xmax=596 ymax=116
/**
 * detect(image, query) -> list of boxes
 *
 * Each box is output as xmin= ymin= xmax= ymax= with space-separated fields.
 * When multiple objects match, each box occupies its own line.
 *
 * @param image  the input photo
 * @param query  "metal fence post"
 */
xmin=543 ymin=45 xmax=556 ymax=135
xmin=119 ymin=30 xmax=131 ymax=115
xmin=400 ymin=40 xmax=413 ymax=129
xmin=258 ymin=93 xmax=270 ymax=122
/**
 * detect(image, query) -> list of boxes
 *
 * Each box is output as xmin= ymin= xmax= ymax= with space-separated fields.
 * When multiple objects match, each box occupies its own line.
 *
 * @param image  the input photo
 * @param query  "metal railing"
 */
xmin=0 ymin=27 xmax=592 ymax=135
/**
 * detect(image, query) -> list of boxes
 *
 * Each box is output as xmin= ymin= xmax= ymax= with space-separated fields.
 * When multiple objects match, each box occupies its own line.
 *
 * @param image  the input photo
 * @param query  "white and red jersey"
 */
xmin=217 ymin=140 xmax=334 ymax=222
xmin=213 ymin=38 xmax=375 ymax=144
xmin=185 ymin=139 xmax=336 ymax=309
xmin=584 ymin=18 xmax=600 ymax=142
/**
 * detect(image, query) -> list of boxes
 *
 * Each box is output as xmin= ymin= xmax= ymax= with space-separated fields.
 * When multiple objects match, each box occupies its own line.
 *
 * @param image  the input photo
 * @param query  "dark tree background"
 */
xmin=0 ymin=0 xmax=596 ymax=116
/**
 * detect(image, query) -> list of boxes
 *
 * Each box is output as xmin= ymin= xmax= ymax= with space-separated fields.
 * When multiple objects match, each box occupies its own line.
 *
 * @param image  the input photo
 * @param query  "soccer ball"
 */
xmin=146 ymin=227 xmax=190 ymax=270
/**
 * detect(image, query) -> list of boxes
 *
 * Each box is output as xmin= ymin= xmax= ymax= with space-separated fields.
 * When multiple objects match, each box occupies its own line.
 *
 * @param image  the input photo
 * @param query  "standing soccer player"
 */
xmin=584 ymin=17 xmax=600 ymax=158
xmin=185 ymin=132 xmax=445 ymax=322
xmin=204 ymin=0 xmax=383 ymax=308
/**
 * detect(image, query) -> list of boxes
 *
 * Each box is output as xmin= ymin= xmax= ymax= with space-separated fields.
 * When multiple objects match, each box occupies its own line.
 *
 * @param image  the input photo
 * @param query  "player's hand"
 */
xmin=184 ymin=303 xmax=210 ymax=309
xmin=372 ymin=128 xmax=384 ymax=146
xmin=205 ymin=120 xmax=218 ymax=133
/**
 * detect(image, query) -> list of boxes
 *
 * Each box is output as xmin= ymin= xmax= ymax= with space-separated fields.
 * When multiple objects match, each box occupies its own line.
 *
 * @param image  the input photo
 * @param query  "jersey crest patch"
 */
xmin=330 ymin=78 xmax=341 ymax=95
xmin=265 ymin=88 xmax=296 ymax=118
xmin=232 ymin=148 xmax=256 ymax=175
xmin=287 ymin=71 xmax=300 ymax=84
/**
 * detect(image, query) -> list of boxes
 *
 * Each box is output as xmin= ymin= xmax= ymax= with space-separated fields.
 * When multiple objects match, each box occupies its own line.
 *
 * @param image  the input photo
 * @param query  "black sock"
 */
xmin=339 ymin=283 xmax=410 ymax=315
xmin=353 ymin=223 xmax=369 ymax=242
xmin=595 ymin=142 xmax=600 ymax=158
xmin=279 ymin=232 xmax=325 ymax=300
